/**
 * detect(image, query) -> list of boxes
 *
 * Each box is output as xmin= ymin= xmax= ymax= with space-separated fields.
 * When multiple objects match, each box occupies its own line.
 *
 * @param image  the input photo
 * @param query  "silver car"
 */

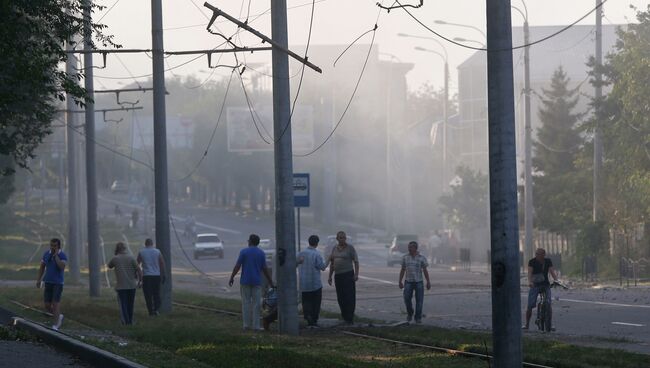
xmin=193 ymin=233 xmax=224 ymax=259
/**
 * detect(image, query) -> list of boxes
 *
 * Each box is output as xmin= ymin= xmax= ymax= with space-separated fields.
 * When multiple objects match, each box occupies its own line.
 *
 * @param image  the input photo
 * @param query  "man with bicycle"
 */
xmin=523 ymin=248 xmax=559 ymax=330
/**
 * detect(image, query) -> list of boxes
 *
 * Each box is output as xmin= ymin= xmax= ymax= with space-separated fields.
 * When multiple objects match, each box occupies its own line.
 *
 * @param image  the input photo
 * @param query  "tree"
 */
xmin=0 ymin=1 xmax=115 ymax=175
xmin=532 ymin=66 xmax=590 ymax=235
xmin=593 ymin=5 xmax=650 ymax=253
xmin=0 ymin=156 xmax=15 ymax=205
xmin=439 ymin=166 xmax=488 ymax=236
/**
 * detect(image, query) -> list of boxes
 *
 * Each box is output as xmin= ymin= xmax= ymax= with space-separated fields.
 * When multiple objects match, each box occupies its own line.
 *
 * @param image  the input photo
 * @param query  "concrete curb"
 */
xmin=11 ymin=317 xmax=147 ymax=368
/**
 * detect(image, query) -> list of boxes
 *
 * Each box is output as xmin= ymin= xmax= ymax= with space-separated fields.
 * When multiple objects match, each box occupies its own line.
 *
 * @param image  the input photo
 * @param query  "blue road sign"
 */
xmin=293 ymin=173 xmax=310 ymax=207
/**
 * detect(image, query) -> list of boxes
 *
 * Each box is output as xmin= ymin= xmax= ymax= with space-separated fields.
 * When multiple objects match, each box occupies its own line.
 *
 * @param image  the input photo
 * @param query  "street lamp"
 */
xmin=399 ymin=34 xmax=450 ymax=197
xmin=452 ymin=37 xmax=486 ymax=48
xmin=511 ymin=0 xmax=533 ymax=262
xmin=434 ymin=19 xmax=486 ymax=39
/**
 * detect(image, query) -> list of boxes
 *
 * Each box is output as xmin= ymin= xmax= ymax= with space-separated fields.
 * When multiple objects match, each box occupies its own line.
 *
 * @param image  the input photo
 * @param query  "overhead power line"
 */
xmin=389 ymin=0 xmax=609 ymax=51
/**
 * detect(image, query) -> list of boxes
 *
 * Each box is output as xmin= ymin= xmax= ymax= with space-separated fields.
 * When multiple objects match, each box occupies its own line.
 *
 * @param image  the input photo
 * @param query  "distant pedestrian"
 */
xmin=36 ymin=238 xmax=67 ymax=330
xmin=327 ymin=231 xmax=359 ymax=325
xmin=108 ymin=242 xmax=142 ymax=325
xmin=297 ymin=235 xmax=327 ymax=327
xmin=114 ymin=205 xmax=122 ymax=218
xmin=398 ymin=241 xmax=431 ymax=324
xmin=131 ymin=209 xmax=139 ymax=229
xmin=229 ymin=234 xmax=274 ymax=331
xmin=427 ymin=230 xmax=442 ymax=264
xmin=137 ymin=238 xmax=165 ymax=316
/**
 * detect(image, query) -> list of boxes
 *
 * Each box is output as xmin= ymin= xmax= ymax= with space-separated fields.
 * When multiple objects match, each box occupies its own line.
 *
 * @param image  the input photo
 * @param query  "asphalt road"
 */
xmin=98 ymin=193 xmax=650 ymax=354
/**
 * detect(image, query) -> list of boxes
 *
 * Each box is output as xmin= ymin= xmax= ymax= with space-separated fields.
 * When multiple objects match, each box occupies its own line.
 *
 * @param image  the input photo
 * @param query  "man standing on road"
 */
xmin=398 ymin=241 xmax=431 ymax=324
xmin=328 ymin=231 xmax=359 ymax=325
xmin=137 ymin=238 xmax=165 ymax=316
xmin=523 ymin=248 xmax=559 ymax=330
xmin=298 ymin=235 xmax=327 ymax=327
xmin=36 ymin=238 xmax=67 ymax=330
xmin=229 ymin=234 xmax=274 ymax=331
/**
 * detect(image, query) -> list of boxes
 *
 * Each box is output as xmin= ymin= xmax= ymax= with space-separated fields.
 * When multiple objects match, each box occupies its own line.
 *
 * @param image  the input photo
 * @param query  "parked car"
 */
xmin=259 ymin=239 xmax=274 ymax=268
xmin=193 ymin=233 xmax=224 ymax=259
xmin=386 ymin=234 xmax=419 ymax=267
xmin=110 ymin=180 xmax=128 ymax=193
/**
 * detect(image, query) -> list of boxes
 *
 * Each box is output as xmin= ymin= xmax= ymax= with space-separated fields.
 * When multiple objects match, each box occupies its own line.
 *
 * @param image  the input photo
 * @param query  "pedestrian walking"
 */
xmin=137 ymin=238 xmax=165 ymax=316
xmin=131 ymin=209 xmax=139 ymax=229
xmin=36 ymin=238 xmax=67 ymax=330
xmin=108 ymin=242 xmax=142 ymax=325
xmin=327 ymin=231 xmax=359 ymax=325
xmin=297 ymin=235 xmax=327 ymax=327
xmin=228 ymin=234 xmax=274 ymax=331
xmin=398 ymin=241 xmax=431 ymax=324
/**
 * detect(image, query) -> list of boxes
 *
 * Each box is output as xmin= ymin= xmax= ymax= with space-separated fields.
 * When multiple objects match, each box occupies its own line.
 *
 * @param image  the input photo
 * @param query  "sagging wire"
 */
xmin=266 ymin=0 xmax=317 ymax=146
xmin=171 ymin=70 xmax=236 ymax=182
xmin=389 ymin=0 xmax=609 ymax=52
xmin=377 ymin=0 xmax=422 ymax=12
xmin=55 ymin=117 xmax=154 ymax=171
xmin=235 ymin=65 xmax=273 ymax=144
xmin=168 ymin=212 xmax=220 ymax=282
xmin=295 ymin=4 xmax=383 ymax=157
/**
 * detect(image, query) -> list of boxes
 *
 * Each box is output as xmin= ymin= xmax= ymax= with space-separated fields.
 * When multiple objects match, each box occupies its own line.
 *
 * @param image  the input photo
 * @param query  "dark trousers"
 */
xmin=302 ymin=288 xmax=322 ymax=326
xmin=334 ymin=271 xmax=356 ymax=323
xmin=117 ymin=289 xmax=136 ymax=325
xmin=142 ymin=275 xmax=161 ymax=315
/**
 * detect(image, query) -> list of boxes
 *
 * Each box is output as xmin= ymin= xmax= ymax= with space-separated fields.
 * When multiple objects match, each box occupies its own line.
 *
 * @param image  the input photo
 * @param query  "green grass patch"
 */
xmin=351 ymin=325 xmax=650 ymax=368
xmin=0 ymin=286 xmax=490 ymax=368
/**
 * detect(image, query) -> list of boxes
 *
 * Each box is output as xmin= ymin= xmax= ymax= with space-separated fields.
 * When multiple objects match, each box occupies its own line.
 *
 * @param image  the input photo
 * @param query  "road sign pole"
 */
xmin=297 ymin=207 xmax=301 ymax=253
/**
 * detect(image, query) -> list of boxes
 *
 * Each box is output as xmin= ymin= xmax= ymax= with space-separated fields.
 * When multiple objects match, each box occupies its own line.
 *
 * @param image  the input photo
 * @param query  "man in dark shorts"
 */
xmin=36 ymin=238 xmax=67 ymax=331
xmin=523 ymin=248 xmax=559 ymax=330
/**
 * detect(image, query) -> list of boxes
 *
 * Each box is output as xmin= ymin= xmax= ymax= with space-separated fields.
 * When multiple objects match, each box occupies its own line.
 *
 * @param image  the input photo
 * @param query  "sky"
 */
xmin=90 ymin=0 xmax=647 ymax=94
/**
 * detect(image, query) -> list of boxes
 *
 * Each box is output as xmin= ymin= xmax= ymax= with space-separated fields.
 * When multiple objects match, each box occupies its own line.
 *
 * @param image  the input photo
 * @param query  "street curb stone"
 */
xmin=11 ymin=317 xmax=147 ymax=368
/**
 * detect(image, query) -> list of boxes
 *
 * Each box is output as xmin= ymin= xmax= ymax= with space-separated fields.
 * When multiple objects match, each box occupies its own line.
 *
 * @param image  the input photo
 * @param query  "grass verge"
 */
xmin=1 ymin=286 xmax=647 ymax=368
xmin=0 ymin=286 xmax=489 ymax=368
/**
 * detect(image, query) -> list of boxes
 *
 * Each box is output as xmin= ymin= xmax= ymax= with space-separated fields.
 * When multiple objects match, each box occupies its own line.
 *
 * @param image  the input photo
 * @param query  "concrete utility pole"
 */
xmin=512 ymin=2 xmax=534 ymax=263
xmin=593 ymin=0 xmax=603 ymax=222
xmin=83 ymin=0 xmax=101 ymax=297
xmin=486 ymin=1 xmax=522 ymax=366
xmin=65 ymin=25 xmax=81 ymax=284
xmin=271 ymin=0 xmax=299 ymax=335
xmin=151 ymin=0 xmax=172 ymax=312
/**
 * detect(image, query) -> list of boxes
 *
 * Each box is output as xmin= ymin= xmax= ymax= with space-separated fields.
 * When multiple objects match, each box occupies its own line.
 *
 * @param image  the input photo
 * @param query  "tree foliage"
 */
xmin=532 ymin=66 xmax=590 ymax=234
xmin=582 ymin=5 xmax=650 ymax=240
xmin=438 ymin=166 xmax=488 ymax=234
xmin=0 ymin=1 xmax=116 ymax=175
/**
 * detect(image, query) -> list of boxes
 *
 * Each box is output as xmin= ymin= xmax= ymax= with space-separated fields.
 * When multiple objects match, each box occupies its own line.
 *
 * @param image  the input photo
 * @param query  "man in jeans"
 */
xmin=137 ymin=238 xmax=165 ymax=316
xmin=398 ymin=241 xmax=431 ymax=324
xmin=229 ymin=234 xmax=274 ymax=331
xmin=297 ymin=235 xmax=327 ymax=327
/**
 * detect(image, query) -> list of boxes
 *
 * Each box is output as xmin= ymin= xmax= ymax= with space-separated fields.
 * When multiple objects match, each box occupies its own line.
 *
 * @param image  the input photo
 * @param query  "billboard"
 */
xmin=227 ymin=105 xmax=314 ymax=152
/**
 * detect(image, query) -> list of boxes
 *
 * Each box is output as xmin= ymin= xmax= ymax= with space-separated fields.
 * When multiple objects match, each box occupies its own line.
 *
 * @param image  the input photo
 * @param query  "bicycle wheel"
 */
xmin=543 ymin=302 xmax=552 ymax=332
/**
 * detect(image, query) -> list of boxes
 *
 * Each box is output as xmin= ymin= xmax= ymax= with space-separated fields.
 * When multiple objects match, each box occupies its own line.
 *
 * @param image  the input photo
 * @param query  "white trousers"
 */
xmin=240 ymin=284 xmax=262 ymax=329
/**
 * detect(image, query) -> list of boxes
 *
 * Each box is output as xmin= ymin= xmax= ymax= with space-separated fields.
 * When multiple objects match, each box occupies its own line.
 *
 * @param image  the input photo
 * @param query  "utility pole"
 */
xmin=442 ymin=60 xmax=449 ymax=194
xmin=151 ymin=0 xmax=172 ymax=312
xmin=593 ymin=0 xmax=603 ymax=222
xmin=83 ymin=0 xmax=101 ymax=297
xmin=486 ymin=1 xmax=522 ymax=367
xmin=521 ymin=6 xmax=534 ymax=263
xmin=65 ymin=23 xmax=81 ymax=284
xmin=271 ymin=0 xmax=299 ymax=335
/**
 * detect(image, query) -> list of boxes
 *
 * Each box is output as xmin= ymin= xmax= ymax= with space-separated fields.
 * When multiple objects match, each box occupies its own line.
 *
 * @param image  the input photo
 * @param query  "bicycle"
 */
xmin=535 ymin=280 xmax=568 ymax=332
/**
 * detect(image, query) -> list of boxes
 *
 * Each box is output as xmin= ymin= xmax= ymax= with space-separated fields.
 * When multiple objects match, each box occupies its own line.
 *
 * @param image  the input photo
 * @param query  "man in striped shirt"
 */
xmin=398 ymin=241 xmax=431 ymax=324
